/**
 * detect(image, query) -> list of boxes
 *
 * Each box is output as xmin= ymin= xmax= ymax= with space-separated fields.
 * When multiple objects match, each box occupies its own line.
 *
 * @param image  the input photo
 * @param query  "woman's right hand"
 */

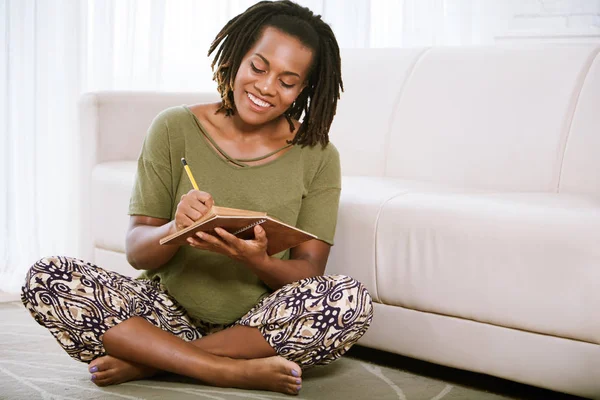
xmin=174 ymin=189 xmax=215 ymax=231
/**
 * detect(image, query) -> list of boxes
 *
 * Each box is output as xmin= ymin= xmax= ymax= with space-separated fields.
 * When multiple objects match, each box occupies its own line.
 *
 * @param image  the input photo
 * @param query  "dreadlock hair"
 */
xmin=208 ymin=0 xmax=343 ymax=147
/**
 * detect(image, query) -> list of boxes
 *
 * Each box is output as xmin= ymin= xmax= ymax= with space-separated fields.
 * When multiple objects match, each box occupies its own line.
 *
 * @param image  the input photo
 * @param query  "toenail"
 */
xmin=291 ymin=369 xmax=299 ymax=377
xmin=297 ymin=385 xmax=302 ymax=392
xmin=89 ymin=366 xmax=98 ymax=373
xmin=90 ymin=375 xmax=96 ymax=381
xmin=296 ymin=379 xmax=301 ymax=385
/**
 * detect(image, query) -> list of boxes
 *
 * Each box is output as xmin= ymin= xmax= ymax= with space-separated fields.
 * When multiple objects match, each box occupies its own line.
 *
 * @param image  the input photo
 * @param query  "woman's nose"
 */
xmin=256 ymin=75 xmax=276 ymax=96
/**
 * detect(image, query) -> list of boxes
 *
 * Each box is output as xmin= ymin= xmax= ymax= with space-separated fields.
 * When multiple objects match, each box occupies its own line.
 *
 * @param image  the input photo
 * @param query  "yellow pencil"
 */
xmin=181 ymin=158 xmax=199 ymax=191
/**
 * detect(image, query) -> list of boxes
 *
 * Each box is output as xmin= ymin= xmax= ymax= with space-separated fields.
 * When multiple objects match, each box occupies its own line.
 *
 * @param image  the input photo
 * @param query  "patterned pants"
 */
xmin=21 ymin=256 xmax=373 ymax=368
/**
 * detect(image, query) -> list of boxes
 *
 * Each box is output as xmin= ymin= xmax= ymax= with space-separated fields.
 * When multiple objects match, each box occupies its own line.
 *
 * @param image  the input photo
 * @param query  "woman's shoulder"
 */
xmin=186 ymin=102 xmax=222 ymax=128
xmin=150 ymin=103 xmax=216 ymax=126
xmin=297 ymin=139 xmax=340 ymax=161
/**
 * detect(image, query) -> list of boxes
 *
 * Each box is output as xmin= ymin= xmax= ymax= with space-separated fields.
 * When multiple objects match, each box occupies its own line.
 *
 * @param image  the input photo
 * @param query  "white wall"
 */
xmin=495 ymin=0 xmax=600 ymax=43
xmin=370 ymin=0 xmax=600 ymax=47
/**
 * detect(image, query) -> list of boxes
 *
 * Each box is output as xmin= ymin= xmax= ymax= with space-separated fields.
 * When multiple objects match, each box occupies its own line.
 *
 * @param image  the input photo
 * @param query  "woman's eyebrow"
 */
xmin=254 ymin=53 xmax=300 ymax=78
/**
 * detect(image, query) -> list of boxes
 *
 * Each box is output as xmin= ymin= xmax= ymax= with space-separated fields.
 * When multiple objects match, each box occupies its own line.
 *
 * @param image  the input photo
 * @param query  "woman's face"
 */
xmin=232 ymin=26 xmax=314 ymax=128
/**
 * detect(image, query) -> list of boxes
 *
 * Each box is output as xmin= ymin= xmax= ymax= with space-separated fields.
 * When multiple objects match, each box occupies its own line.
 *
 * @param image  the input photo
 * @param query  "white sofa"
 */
xmin=79 ymin=45 xmax=600 ymax=399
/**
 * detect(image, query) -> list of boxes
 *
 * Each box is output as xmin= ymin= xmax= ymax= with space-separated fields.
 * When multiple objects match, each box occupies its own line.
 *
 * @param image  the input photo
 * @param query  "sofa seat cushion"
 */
xmin=327 ymin=176 xmax=466 ymax=303
xmin=92 ymin=161 xmax=137 ymax=253
xmin=375 ymin=192 xmax=600 ymax=344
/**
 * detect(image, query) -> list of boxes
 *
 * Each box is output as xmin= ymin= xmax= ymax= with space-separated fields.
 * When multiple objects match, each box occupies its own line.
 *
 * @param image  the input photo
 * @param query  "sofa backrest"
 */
xmin=79 ymin=91 xmax=219 ymax=164
xmin=327 ymin=48 xmax=427 ymax=176
xmin=331 ymin=46 xmax=600 ymax=194
xmin=82 ymin=45 xmax=600 ymax=197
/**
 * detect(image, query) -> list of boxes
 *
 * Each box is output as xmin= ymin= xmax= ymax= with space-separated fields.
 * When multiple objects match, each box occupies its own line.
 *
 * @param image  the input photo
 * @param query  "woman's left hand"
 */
xmin=186 ymin=224 xmax=269 ymax=265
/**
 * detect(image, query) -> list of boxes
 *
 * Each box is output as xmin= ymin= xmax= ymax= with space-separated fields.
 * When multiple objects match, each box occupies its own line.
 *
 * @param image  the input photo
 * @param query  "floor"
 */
xmin=0 ymin=293 xmax=588 ymax=400
xmin=0 ymin=290 xmax=20 ymax=303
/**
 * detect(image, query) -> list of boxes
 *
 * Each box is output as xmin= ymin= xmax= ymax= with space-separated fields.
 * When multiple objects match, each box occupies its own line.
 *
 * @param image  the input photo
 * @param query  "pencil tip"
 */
xmin=181 ymin=158 xmax=187 ymax=166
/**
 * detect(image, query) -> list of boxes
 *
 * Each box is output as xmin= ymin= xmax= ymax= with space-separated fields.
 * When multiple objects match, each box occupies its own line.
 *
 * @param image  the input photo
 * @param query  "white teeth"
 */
xmin=247 ymin=92 xmax=271 ymax=108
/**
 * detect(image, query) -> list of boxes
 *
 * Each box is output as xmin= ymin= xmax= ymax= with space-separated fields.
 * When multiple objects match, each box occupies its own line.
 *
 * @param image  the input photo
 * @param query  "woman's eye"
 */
xmin=250 ymin=62 xmax=264 ymax=73
xmin=280 ymin=81 xmax=294 ymax=89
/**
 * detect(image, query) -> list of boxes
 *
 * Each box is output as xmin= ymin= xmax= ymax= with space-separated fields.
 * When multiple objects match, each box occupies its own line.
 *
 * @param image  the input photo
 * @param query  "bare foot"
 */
xmin=88 ymin=355 xmax=158 ymax=386
xmin=88 ymin=354 xmax=303 ymax=395
xmin=224 ymin=356 xmax=303 ymax=395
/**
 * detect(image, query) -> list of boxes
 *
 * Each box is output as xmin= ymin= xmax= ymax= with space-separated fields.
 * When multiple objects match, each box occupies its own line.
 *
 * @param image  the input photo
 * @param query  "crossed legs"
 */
xmin=90 ymin=317 xmax=302 ymax=394
xmin=21 ymin=257 xmax=373 ymax=396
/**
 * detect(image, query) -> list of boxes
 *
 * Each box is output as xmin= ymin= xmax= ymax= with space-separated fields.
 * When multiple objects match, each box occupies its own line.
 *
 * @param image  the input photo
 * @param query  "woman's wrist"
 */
xmin=243 ymin=251 xmax=272 ymax=272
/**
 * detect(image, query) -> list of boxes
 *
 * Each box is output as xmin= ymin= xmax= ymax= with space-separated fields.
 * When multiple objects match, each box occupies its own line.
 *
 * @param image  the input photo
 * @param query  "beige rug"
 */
xmin=0 ymin=301 xmax=580 ymax=400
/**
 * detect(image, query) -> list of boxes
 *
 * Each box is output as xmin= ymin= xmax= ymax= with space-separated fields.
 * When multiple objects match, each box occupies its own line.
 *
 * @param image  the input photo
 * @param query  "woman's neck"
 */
xmin=221 ymin=112 xmax=289 ymax=143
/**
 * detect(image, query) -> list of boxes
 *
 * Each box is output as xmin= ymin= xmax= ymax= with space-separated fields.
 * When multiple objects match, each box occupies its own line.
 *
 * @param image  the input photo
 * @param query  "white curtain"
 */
xmin=1 ymin=0 xmax=84 ymax=294
xmin=1 ymin=0 xmax=485 ymax=294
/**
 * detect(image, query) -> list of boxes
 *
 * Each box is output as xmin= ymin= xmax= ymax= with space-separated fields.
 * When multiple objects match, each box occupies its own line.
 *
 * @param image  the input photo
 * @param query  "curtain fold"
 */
xmin=1 ymin=0 xmax=482 ymax=293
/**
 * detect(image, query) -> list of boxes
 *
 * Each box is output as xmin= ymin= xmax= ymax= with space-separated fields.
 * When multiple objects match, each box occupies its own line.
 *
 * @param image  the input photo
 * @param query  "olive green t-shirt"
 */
xmin=129 ymin=106 xmax=341 ymax=325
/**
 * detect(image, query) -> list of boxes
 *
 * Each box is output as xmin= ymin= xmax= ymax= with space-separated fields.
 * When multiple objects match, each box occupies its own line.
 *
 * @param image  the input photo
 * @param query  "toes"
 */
xmin=92 ymin=377 xmax=112 ymax=387
xmin=287 ymin=361 xmax=302 ymax=378
xmin=92 ymin=369 xmax=121 ymax=386
xmin=89 ymin=356 xmax=109 ymax=373
xmin=88 ymin=363 xmax=99 ymax=374
xmin=286 ymin=383 xmax=301 ymax=395
xmin=276 ymin=357 xmax=301 ymax=378
xmin=90 ymin=374 xmax=107 ymax=386
xmin=90 ymin=368 xmax=119 ymax=386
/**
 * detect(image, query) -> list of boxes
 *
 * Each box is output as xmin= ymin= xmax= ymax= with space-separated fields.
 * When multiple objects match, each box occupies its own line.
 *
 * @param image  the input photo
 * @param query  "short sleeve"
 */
xmin=128 ymin=110 xmax=175 ymax=220
xmin=295 ymin=144 xmax=342 ymax=245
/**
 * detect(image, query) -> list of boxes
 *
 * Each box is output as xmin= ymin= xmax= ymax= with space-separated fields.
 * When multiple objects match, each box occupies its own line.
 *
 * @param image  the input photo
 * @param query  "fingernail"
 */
xmin=291 ymin=369 xmax=299 ymax=377
xmin=90 ymin=374 xmax=96 ymax=381
xmin=89 ymin=366 xmax=98 ymax=373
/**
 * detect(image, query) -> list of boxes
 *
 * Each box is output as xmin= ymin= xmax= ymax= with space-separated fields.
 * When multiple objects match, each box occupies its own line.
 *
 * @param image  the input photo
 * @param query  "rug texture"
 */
xmin=0 ymin=301 xmax=573 ymax=400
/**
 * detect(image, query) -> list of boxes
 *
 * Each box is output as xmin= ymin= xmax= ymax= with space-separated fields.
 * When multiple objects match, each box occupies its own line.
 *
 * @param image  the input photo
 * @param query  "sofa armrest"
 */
xmin=77 ymin=91 xmax=220 ymax=262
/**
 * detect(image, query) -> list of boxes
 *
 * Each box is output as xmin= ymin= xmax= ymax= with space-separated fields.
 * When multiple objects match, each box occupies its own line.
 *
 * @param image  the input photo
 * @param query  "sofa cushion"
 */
xmin=92 ymin=161 xmax=137 ymax=253
xmin=385 ymin=46 xmax=597 ymax=191
xmin=327 ymin=176 xmax=467 ymax=303
xmin=375 ymin=191 xmax=600 ymax=344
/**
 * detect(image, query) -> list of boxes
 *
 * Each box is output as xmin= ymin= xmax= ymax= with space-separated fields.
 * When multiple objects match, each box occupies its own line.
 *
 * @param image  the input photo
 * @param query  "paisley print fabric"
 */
xmin=21 ymin=256 xmax=373 ymax=368
xmin=238 ymin=275 xmax=373 ymax=367
xmin=21 ymin=256 xmax=202 ymax=362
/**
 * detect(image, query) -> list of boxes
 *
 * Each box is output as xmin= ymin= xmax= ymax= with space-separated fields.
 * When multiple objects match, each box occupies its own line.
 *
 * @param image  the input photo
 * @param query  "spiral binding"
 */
xmin=232 ymin=219 xmax=267 ymax=236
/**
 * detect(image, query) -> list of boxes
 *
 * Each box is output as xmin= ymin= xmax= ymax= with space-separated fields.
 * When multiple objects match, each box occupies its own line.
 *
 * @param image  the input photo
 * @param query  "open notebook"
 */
xmin=159 ymin=206 xmax=317 ymax=255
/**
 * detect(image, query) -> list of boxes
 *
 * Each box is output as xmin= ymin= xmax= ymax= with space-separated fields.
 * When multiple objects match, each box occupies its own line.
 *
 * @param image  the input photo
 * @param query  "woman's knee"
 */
xmin=22 ymin=256 xmax=73 ymax=295
xmin=324 ymin=275 xmax=374 ymax=323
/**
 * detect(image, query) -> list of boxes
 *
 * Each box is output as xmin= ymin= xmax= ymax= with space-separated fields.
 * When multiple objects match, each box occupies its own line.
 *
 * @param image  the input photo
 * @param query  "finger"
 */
xmin=213 ymin=227 xmax=241 ymax=245
xmin=178 ymin=193 xmax=210 ymax=222
xmin=188 ymin=190 xmax=214 ymax=210
xmin=187 ymin=234 xmax=218 ymax=250
xmin=187 ymin=236 xmax=205 ymax=247
xmin=254 ymin=224 xmax=268 ymax=244
xmin=176 ymin=205 xmax=202 ymax=227
xmin=175 ymin=212 xmax=197 ymax=229
xmin=186 ymin=192 xmax=210 ymax=215
xmin=195 ymin=231 xmax=231 ymax=250
xmin=190 ymin=232 xmax=233 ymax=254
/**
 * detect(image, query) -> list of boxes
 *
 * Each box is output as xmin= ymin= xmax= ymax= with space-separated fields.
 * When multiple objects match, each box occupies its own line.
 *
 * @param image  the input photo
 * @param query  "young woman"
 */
xmin=21 ymin=1 xmax=373 ymax=395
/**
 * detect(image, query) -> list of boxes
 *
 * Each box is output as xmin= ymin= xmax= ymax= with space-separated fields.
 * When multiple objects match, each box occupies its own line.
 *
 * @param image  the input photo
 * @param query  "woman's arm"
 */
xmin=126 ymin=216 xmax=178 ymax=270
xmin=249 ymin=237 xmax=331 ymax=290
xmin=126 ymin=189 xmax=215 ymax=270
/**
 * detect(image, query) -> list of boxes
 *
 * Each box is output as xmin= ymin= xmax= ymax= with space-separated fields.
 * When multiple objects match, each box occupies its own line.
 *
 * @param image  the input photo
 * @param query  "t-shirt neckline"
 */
xmin=183 ymin=105 xmax=296 ymax=170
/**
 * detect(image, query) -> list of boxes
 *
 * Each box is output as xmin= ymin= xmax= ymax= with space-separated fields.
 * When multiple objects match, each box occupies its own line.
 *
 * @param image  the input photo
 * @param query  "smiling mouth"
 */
xmin=247 ymin=92 xmax=273 ymax=108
